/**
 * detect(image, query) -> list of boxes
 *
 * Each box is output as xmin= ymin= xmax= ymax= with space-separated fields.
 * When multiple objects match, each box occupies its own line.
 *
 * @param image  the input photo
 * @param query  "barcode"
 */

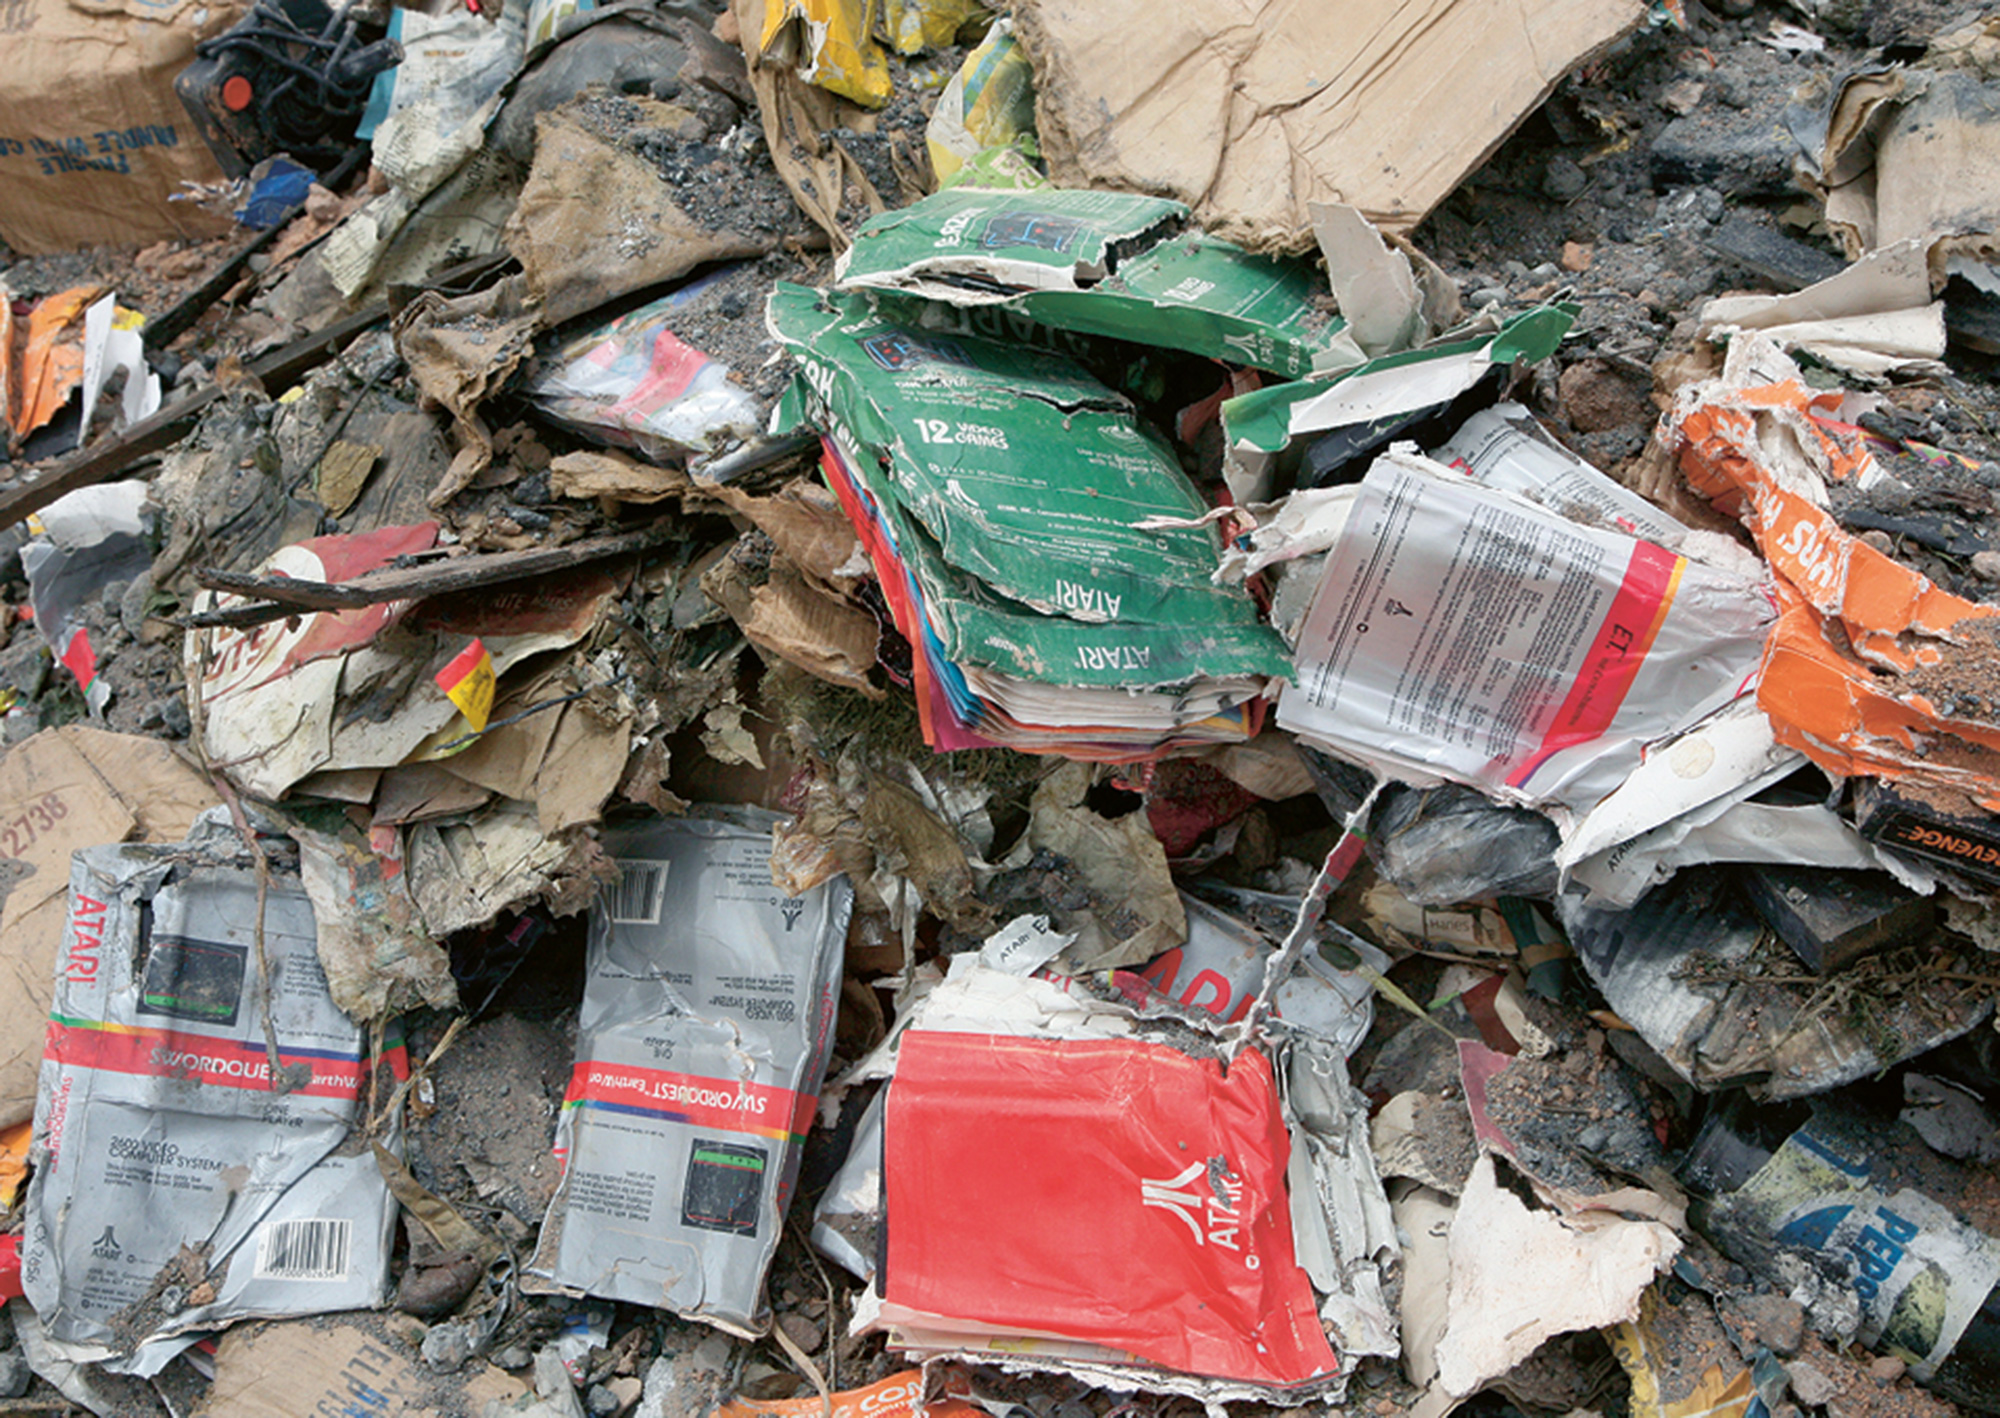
xmin=253 ymin=1218 xmax=352 ymax=1281
xmin=608 ymin=861 xmax=669 ymax=924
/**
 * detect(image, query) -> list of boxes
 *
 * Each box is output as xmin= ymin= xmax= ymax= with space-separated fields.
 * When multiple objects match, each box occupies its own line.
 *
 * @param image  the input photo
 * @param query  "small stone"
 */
xmin=1972 ymin=550 xmax=2000 ymax=582
xmin=1562 ymin=241 xmax=1594 ymax=272
xmin=421 ymin=1321 xmax=479 ymax=1373
xmin=495 ymin=1346 xmax=534 ymax=1370
xmin=0 ymin=1349 xmax=29 ymax=1400
xmin=1528 ymin=261 xmax=1560 ymax=283
xmin=1576 ymin=1123 xmax=1611 ymax=1152
xmin=0 ymin=637 xmax=50 ymax=701
xmin=690 ymin=1332 xmax=733 ymax=1376
xmin=1559 ymin=359 xmax=1653 ymax=434
xmin=2 ymin=706 xmax=40 ymax=745
xmin=587 ymin=1384 xmax=622 ymax=1416
xmin=719 ymin=292 xmax=749 ymax=320
xmin=304 ymin=183 xmax=343 ymax=224
xmin=1786 ymin=1360 xmax=1838 ymax=1407
xmin=1869 ymin=1354 xmax=1906 ymax=1384
xmin=1471 ymin=287 xmax=1506 ymax=309
xmin=1712 ymin=71 xmax=1751 ymax=109
xmin=1544 ymin=156 xmax=1589 ymax=201
xmin=1858 ymin=530 xmax=1897 ymax=556
xmin=1660 ymin=78 xmax=1706 ymax=115
xmin=157 ymin=694 xmax=192 ymax=740
xmin=118 ymin=570 xmax=153 ymax=641
xmin=1724 ymin=1293 xmax=1806 ymax=1356
xmin=776 ymin=1312 xmax=822 ymax=1354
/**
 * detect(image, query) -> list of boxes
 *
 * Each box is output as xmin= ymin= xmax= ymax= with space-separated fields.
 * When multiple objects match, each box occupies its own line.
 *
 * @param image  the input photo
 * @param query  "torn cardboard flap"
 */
xmin=837 ymin=187 xmax=1346 ymax=379
xmin=201 ymin=1314 xmax=529 ymax=1418
xmin=1220 ymin=305 xmax=1573 ymax=502
xmin=1434 ymin=1156 xmax=1680 ymax=1399
xmin=836 ymin=186 xmax=1187 ymax=297
xmin=1699 ymin=239 xmax=1944 ymax=377
xmin=1011 ymin=0 xmax=1647 ymax=250
xmin=1820 ymin=67 xmax=2000 ymax=275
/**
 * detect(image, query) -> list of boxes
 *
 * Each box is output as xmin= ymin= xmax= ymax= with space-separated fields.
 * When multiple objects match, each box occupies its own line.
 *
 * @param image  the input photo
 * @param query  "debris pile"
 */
xmin=4 ymin=0 xmax=2000 ymax=1416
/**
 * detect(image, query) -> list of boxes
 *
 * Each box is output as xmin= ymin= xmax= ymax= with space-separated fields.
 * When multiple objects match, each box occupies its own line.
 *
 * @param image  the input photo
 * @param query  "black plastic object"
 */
xmin=1738 ymin=864 xmax=1936 ymax=975
xmin=1854 ymin=778 xmax=2000 ymax=889
xmin=175 ymin=0 xmax=399 ymax=178
xmin=1299 ymin=367 xmax=1506 ymax=489
xmin=1367 ymin=782 xmax=1560 ymax=906
xmin=1683 ymin=1093 xmax=2000 ymax=1413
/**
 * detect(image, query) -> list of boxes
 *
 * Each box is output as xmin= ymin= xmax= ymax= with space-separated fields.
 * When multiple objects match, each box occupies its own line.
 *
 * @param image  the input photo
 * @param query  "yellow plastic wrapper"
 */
xmin=881 ymin=0 xmax=980 ymax=54
xmin=1609 ymin=1288 xmax=1759 ymax=1418
xmin=759 ymin=0 xmax=892 ymax=108
xmin=925 ymin=17 xmax=1039 ymax=186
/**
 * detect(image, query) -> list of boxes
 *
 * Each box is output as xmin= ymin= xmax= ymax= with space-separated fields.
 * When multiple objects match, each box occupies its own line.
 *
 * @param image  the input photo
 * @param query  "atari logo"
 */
xmin=1140 ymin=1158 xmax=1256 ymax=1265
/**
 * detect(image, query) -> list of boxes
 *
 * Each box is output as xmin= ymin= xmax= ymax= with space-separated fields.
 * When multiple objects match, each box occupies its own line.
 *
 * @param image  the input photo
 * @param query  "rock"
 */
xmin=1786 ymin=1360 xmax=1838 ymax=1407
xmin=421 ymin=1320 xmax=483 ymax=1373
xmin=495 ymin=1346 xmax=534 ymax=1370
xmin=587 ymin=1383 xmax=622 ymax=1416
xmin=1559 ymin=359 xmax=1653 ymax=434
xmin=635 ymin=1336 xmax=734 ymax=1418
xmin=635 ymin=1357 xmax=681 ymax=1418
xmin=776 ymin=1312 xmax=822 ymax=1355
xmin=118 ymin=571 xmax=153 ymax=641
xmin=2 ymin=705 xmax=39 ymax=745
xmin=1652 ymin=108 xmax=1798 ymax=197
xmin=0 ymin=1349 xmax=28 ymax=1400
xmin=1711 ymin=70 xmax=1752 ymax=109
xmin=1544 ymin=156 xmax=1589 ymax=200
xmin=304 ymin=183 xmax=343 ymax=224
xmin=1868 ymin=1354 xmax=1906 ymax=1384
xmin=157 ymin=694 xmax=192 ymax=739
xmin=1972 ymin=550 xmax=2000 ymax=581
xmin=1660 ymin=78 xmax=1706 ymax=114
xmin=1722 ymin=1293 xmax=1806 ymax=1357
xmin=396 ymin=1249 xmax=486 ymax=1317
xmin=1562 ymin=241 xmax=1594 ymax=272
xmin=0 ymin=636 xmax=49 ymax=701
xmin=690 ymin=1333 xmax=733 ymax=1377
xmin=1861 ymin=530 xmax=1900 ymax=557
